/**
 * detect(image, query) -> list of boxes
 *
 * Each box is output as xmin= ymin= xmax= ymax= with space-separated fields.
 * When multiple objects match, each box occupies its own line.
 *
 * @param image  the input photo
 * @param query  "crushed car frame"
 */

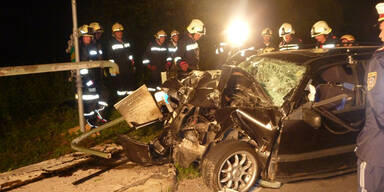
xmin=73 ymin=46 xmax=377 ymax=192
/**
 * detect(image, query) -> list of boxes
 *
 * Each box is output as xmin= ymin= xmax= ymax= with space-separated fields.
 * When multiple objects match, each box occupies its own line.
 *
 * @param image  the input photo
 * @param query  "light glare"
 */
xmin=226 ymin=20 xmax=250 ymax=47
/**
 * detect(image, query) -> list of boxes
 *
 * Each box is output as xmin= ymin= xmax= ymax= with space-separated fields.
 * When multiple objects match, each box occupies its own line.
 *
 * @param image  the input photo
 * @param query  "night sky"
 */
xmin=1 ymin=0 xmax=383 ymax=69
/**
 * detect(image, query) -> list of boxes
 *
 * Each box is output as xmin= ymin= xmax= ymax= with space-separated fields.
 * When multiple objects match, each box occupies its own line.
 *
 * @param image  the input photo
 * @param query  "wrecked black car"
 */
xmin=118 ymin=46 xmax=377 ymax=192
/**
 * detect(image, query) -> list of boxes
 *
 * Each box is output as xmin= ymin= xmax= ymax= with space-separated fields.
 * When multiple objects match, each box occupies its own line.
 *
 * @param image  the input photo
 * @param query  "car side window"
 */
xmin=312 ymin=63 xmax=357 ymax=111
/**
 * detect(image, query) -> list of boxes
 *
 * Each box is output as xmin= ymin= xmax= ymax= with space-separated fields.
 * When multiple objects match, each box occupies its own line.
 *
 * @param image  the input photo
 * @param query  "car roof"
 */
xmin=256 ymin=46 xmax=379 ymax=66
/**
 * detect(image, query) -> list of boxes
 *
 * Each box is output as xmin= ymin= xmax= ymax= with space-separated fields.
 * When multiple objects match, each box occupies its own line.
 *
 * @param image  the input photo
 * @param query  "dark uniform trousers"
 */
xmin=356 ymin=48 xmax=384 ymax=192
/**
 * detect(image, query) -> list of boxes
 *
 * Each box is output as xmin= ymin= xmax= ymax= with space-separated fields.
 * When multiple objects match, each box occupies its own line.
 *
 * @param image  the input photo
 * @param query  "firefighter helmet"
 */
xmin=376 ymin=2 xmax=384 ymax=22
xmin=340 ymin=34 xmax=355 ymax=42
xmin=170 ymin=30 xmax=180 ymax=37
xmin=311 ymin=20 xmax=332 ymax=37
xmin=154 ymin=30 xmax=167 ymax=39
xmin=79 ymin=24 xmax=94 ymax=37
xmin=279 ymin=23 xmax=295 ymax=37
xmin=261 ymin=28 xmax=272 ymax=37
xmin=187 ymin=19 xmax=206 ymax=35
xmin=112 ymin=22 xmax=124 ymax=33
xmin=89 ymin=22 xmax=103 ymax=32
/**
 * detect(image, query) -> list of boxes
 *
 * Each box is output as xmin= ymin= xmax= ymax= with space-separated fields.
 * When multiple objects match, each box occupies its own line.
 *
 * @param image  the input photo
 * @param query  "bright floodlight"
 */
xmin=226 ymin=19 xmax=250 ymax=47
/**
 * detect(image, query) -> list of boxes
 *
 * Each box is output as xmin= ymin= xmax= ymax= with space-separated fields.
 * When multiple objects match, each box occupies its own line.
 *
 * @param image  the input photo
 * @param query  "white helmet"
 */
xmin=154 ymin=30 xmax=167 ymax=39
xmin=79 ymin=24 xmax=94 ymax=37
xmin=279 ymin=23 xmax=295 ymax=37
xmin=261 ymin=28 xmax=272 ymax=36
xmin=112 ymin=22 xmax=124 ymax=33
xmin=311 ymin=20 xmax=332 ymax=38
xmin=187 ymin=19 xmax=206 ymax=35
xmin=89 ymin=22 xmax=103 ymax=32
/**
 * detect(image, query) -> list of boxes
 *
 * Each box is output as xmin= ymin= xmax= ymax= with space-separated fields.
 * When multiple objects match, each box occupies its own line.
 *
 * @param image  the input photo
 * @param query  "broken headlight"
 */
xmin=154 ymin=91 xmax=174 ymax=112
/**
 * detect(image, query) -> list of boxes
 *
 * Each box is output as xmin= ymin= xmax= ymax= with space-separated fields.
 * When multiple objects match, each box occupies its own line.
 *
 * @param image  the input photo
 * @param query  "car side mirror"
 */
xmin=303 ymin=108 xmax=322 ymax=129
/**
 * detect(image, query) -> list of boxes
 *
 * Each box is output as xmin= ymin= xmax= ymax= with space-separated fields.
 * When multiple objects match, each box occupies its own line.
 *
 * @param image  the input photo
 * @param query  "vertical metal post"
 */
xmin=71 ymin=0 xmax=85 ymax=132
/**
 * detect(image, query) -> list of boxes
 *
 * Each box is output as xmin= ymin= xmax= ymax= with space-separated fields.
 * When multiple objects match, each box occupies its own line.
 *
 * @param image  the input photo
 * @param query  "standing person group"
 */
xmin=66 ymin=19 xmax=206 ymax=128
xmin=255 ymin=20 xmax=357 ymax=53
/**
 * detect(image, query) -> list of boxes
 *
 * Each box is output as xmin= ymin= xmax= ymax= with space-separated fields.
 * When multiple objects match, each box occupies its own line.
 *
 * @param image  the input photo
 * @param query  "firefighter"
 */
xmin=107 ymin=22 xmax=136 ymax=98
xmin=166 ymin=30 xmax=179 ymax=76
xmin=142 ymin=30 xmax=168 ymax=87
xmin=174 ymin=19 xmax=206 ymax=78
xmin=89 ymin=22 xmax=109 ymax=124
xmin=339 ymin=34 xmax=356 ymax=47
xmin=278 ymin=22 xmax=302 ymax=50
xmin=259 ymin=27 xmax=276 ymax=53
xmin=78 ymin=24 xmax=103 ymax=128
xmin=311 ymin=20 xmax=338 ymax=49
xmin=356 ymin=3 xmax=384 ymax=191
xmin=89 ymin=22 xmax=105 ymax=60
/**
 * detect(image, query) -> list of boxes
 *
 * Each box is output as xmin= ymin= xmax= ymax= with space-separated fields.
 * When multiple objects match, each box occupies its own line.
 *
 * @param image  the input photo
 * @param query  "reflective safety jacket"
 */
xmin=316 ymin=34 xmax=338 ymax=49
xmin=166 ymin=40 xmax=178 ymax=63
xmin=79 ymin=42 xmax=100 ymax=100
xmin=92 ymin=38 xmax=106 ymax=60
xmin=174 ymin=34 xmax=200 ymax=73
xmin=108 ymin=38 xmax=134 ymax=69
xmin=142 ymin=40 xmax=168 ymax=71
xmin=356 ymin=48 xmax=384 ymax=167
xmin=142 ymin=40 xmax=167 ymax=86
xmin=279 ymin=35 xmax=302 ymax=51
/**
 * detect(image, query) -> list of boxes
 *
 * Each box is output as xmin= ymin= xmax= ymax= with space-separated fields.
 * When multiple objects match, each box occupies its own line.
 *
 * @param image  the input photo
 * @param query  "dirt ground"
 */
xmin=5 ymin=161 xmax=357 ymax=192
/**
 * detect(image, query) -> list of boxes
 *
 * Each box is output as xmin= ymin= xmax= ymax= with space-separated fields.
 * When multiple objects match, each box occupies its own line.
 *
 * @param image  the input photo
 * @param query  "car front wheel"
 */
xmin=201 ymin=140 xmax=260 ymax=192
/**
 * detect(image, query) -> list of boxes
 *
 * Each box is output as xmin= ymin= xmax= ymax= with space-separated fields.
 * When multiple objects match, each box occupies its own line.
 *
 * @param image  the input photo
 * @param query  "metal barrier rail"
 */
xmin=0 ymin=61 xmax=119 ymax=77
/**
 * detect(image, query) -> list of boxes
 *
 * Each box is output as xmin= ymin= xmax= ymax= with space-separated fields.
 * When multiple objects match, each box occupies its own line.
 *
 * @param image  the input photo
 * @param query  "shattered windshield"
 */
xmin=237 ymin=56 xmax=306 ymax=106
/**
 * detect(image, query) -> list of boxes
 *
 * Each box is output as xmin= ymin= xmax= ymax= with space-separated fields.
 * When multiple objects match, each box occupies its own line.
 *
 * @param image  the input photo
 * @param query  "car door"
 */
xmin=271 ymin=55 xmax=368 ymax=181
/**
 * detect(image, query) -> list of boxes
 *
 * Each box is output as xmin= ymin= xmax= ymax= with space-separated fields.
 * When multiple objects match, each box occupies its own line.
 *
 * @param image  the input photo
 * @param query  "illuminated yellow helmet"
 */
xmin=79 ymin=24 xmax=94 ymax=37
xmin=187 ymin=19 xmax=206 ymax=35
xmin=340 ymin=34 xmax=355 ymax=42
xmin=261 ymin=28 xmax=273 ymax=37
xmin=89 ymin=22 xmax=103 ymax=32
xmin=170 ymin=30 xmax=180 ymax=37
xmin=154 ymin=30 xmax=167 ymax=39
xmin=112 ymin=22 xmax=124 ymax=33
xmin=311 ymin=20 xmax=332 ymax=38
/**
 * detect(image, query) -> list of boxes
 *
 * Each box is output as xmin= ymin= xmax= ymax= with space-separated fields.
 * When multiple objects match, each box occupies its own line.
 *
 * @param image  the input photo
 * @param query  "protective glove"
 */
xmin=179 ymin=61 xmax=189 ymax=72
xmin=147 ymin=64 xmax=157 ymax=71
xmin=166 ymin=62 xmax=172 ymax=70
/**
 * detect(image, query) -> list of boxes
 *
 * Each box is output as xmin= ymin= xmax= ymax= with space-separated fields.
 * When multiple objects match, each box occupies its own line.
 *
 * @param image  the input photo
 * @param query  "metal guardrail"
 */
xmin=0 ymin=61 xmax=119 ymax=77
xmin=0 ymin=60 xmax=119 ymax=133
xmin=71 ymin=116 xmax=126 ymax=159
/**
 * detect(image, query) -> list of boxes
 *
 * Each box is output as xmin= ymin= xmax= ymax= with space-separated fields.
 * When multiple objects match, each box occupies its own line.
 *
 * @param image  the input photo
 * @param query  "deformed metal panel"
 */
xmin=114 ymin=84 xmax=163 ymax=125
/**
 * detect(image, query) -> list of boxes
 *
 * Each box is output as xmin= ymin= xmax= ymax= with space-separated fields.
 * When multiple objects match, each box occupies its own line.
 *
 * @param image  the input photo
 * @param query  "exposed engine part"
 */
xmin=172 ymin=138 xmax=207 ymax=168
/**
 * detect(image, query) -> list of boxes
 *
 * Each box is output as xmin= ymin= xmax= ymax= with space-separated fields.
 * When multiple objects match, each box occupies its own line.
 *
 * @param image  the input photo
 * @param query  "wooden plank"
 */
xmin=0 ymin=143 xmax=122 ymax=191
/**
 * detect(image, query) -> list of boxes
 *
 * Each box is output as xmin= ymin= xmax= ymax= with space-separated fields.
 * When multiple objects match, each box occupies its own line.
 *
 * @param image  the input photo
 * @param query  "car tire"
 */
xmin=201 ymin=140 xmax=260 ymax=192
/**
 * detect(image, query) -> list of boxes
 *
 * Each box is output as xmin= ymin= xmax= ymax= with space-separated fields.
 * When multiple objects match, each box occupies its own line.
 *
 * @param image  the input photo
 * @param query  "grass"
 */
xmin=0 ymin=106 xmax=78 ymax=172
xmin=175 ymin=162 xmax=201 ymax=181
xmin=0 ymin=104 xmax=164 ymax=173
